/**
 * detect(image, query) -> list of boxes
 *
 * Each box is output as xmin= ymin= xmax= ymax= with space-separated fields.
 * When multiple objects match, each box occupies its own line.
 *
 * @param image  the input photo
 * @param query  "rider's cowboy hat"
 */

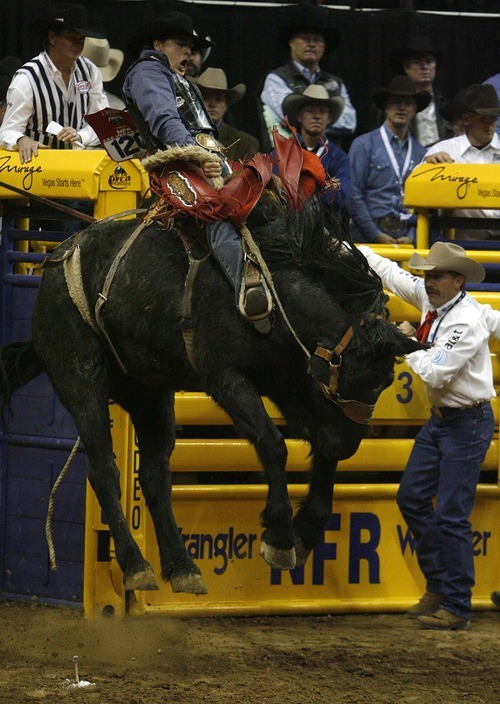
xmin=282 ymin=84 xmax=345 ymax=128
xmin=371 ymin=75 xmax=431 ymax=113
xmin=81 ymin=37 xmax=124 ymax=82
xmin=194 ymin=68 xmax=246 ymax=107
xmin=129 ymin=11 xmax=213 ymax=56
xmin=390 ymin=36 xmax=443 ymax=74
xmin=30 ymin=2 xmax=105 ymax=39
xmin=408 ymin=242 xmax=485 ymax=283
xmin=460 ymin=84 xmax=500 ymax=118
xmin=279 ymin=4 xmax=340 ymax=52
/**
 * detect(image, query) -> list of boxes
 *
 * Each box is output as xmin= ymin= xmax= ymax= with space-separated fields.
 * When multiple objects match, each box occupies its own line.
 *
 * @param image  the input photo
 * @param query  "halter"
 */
xmin=308 ymin=326 xmax=377 ymax=425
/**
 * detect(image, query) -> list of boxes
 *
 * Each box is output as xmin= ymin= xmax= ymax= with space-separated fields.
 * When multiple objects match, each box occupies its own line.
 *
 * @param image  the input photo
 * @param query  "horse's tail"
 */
xmin=0 ymin=341 xmax=44 ymax=411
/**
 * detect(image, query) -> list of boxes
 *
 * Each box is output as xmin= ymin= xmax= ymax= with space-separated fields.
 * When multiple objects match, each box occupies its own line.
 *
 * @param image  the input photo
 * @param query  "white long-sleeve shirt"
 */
xmin=0 ymin=52 xmax=108 ymax=150
xmin=358 ymin=246 xmax=495 ymax=408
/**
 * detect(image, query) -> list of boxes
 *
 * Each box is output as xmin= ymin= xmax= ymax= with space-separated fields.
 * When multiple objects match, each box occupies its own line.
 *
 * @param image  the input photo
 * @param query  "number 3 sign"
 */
xmin=85 ymin=108 xmax=147 ymax=162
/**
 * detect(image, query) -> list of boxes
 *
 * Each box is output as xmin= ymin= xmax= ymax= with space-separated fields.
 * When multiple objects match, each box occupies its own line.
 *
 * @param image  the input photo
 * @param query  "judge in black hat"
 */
xmin=0 ymin=2 xmax=108 ymax=163
xmin=390 ymin=36 xmax=450 ymax=147
xmin=258 ymin=2 xmax=356 ymax=151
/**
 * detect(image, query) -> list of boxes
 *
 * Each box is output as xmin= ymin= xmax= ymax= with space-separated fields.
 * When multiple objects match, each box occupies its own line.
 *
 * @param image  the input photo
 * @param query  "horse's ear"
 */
xmin=397 ymin=336 xmax=431 ymax=356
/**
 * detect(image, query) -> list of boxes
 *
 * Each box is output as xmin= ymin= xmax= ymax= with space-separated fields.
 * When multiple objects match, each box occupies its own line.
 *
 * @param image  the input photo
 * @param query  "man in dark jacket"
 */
xmin=390 ymin=36 xmax=450 ymax=147
xmin=195 ymin=67 xmax=259 ymax=161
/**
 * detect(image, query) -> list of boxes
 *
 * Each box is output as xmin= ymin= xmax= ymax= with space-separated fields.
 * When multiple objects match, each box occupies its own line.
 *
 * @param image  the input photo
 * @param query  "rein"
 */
xmin=308 ymin=329 xmax=376 ymax=426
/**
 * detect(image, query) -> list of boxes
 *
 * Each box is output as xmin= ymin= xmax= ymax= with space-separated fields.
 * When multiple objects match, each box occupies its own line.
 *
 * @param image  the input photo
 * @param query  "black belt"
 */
xmin=431 ymin=401 xmax=489 ymax=418
xmin=375 ymin=216 xmax=409 ymax=234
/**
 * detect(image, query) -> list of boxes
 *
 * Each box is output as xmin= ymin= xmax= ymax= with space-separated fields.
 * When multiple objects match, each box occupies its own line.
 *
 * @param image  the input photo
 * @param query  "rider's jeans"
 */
xmin=206 ymin=220 xmax=244 ymax=303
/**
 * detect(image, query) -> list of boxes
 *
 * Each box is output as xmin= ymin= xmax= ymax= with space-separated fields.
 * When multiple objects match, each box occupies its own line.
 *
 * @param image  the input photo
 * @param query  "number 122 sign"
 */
xmin=85 ymin=108 xmax=147 ymax=162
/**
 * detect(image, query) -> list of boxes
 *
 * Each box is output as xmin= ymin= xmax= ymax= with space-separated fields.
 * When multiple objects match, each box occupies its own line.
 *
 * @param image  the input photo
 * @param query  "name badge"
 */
xmin=77 ymin=80 xmax=91 ymax=94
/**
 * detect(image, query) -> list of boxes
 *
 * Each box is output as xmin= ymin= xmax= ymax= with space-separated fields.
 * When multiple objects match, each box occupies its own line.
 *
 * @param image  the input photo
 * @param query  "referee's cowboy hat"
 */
xmin=129 ymin=11 xmax=213 ymax=56
xmin=371 ymin=75 xmax=432 ymax=113
xmin=282 ymin=84 xmax=345 ymax=128
xmin=31 ymin=2 xmax=105 ymax=39
xmin=408 ymin=242 xmax=485 ymax=283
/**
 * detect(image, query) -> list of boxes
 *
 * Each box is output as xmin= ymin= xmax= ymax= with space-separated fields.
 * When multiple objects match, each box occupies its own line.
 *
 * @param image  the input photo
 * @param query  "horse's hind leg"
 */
xmin=115 ymin=383 xmax=207 ymax=595
xmin=36 ymin=344 xmax=158 ymax=590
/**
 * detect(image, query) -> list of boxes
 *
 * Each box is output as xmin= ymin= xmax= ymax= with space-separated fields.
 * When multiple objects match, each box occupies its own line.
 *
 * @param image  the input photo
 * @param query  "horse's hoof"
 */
xmin=259 ymin=541 xmax=296 ymax=570
xmin=294 ymin=536 xmax=312 ymax=566
xmin=170 ymin=573 xmax=208 ymax=595
xmin=124 ymin=566 xmax=160 ymax=591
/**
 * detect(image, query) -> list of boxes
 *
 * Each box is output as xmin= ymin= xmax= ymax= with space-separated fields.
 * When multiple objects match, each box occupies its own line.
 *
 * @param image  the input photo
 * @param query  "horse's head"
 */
xmin=308 ymin=317 xmax=427 ymax=425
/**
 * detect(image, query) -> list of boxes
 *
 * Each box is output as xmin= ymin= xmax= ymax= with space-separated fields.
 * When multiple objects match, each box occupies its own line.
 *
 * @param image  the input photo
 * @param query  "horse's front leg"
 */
xmin=292 ymin=422 xmax=364 ymax=565
xmin=209 ymin=371 xmax=295 ymax=569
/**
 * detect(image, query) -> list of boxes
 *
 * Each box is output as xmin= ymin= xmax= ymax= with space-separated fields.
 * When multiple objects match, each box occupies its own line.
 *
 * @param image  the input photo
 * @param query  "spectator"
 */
xmin=439 ymin=88 xmax=468 ymax=137
xmin=0 ymin=57 xmax=22 ymax=126
xmin=482 ymin=29 xmax=500 ymax=136
xmin=194 ymin=67 xmax=259 ymax=161
xmin=423 ymin=84 xmax=500 ymax=240
xmin=81 ymin=37 xmax=125 ymax=109
xmin=390 ymin=36 xmax=450 ymax=147
xmin=185 ymin=31 xmax=212 ymax=79
xmin=0 ymin=2 xmax=108 ymax=164
xmin=282 ymin=84 xmax=349 ymax=219
xmin=258 ymin=3 xmax=356 ymax=150
xmin=359 ymin=242 xmax=494 ymax=631
xmin=348 ymin=76 xmax=429 ymax=244
xmin=122 ymin=11 xmax=271 ymax=326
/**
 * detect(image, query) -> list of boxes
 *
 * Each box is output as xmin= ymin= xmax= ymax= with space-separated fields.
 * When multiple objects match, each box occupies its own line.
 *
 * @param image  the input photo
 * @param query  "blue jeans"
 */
xmin=397 ymin=403 xmax=494 ymax=620
xmin=206 ymin=220 xmax=243 ymax=303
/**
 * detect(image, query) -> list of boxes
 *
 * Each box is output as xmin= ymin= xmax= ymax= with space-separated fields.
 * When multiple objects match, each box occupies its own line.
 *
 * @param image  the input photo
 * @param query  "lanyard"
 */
xmin=380 ymin=126 xmax=412 ymax=192
xmin=429 ymin=291 xmax=466 ymax=344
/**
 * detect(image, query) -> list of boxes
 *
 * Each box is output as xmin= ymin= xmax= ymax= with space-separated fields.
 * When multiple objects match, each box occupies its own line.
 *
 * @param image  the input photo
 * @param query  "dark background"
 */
xmin=1 ymin=1 xmax=499 ymax=147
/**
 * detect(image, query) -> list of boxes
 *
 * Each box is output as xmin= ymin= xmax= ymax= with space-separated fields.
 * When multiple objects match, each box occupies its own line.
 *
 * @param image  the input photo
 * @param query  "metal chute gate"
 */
xmin=0 ymin=153 xmax=498 ymax=616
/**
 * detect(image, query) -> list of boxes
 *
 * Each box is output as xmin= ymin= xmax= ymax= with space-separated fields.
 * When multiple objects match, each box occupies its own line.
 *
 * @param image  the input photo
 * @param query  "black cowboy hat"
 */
xmin=30 ymin=2 xmax=105 ymax=39
xmin=460 ymin=83 xmax=500 ymax=118
xmin=389 ymin=36 xmax=443 ymax=75
xmin=279 ymin=4 xmax=340 ymax=52
xmin=128 ymin=11 xmax=213 ymax=57
xmin=371 ymin=75 xmax=432 ymax=113
xmin=439 ymin=88 xmax=468 ymax=124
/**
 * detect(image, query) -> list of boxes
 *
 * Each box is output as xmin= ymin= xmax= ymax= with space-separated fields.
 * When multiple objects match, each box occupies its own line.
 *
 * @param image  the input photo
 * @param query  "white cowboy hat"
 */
xmin=408 ymin=242 xmax=485 ymax=283
xmin=194 ymin=67 xmax=246 ymax=107
xmin=282 ymin=84 xmax=345 ymax=129
xmin=81 ymin=37 xmax=124 ymax=82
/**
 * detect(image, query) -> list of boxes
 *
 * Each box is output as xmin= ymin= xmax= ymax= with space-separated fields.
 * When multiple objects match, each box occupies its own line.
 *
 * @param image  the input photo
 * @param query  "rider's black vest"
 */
xmin=271 ymin=61 xmax=344 ymax=100
xmin=122 ymin=55 xmax=217 ymax=153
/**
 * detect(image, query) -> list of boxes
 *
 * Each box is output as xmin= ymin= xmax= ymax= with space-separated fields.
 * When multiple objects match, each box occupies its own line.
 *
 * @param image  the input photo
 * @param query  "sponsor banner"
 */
xmin=406 ymin=163 xmax=500 ymax=209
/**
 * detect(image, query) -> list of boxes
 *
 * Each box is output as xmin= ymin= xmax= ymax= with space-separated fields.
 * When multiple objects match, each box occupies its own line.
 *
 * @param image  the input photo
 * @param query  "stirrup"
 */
xmin=238 ymin=264 xmax=273 ymax=322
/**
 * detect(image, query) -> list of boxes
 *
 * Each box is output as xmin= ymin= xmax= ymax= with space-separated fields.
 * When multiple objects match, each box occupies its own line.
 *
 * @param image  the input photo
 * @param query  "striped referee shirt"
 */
xmin=0 ymin=51 xmax=108 ymax=150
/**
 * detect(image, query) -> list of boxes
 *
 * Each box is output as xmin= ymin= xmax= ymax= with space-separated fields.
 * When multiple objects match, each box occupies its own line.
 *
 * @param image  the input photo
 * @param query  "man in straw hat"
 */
xmin=0 ymin=2 xmax=108 ymax=163
xmin=348 ymin=76 xmax=430 ymax=244
xmin=258 ymin=2 xmax=356 ymax=149
xmin=81 ymin=36 xmax=124 ymax=108
xmin=194 ymin=67 xmax=259 ymax=161
xmin=422 ymin=84 xmax=500 ymax=240
xmin=358 ymin=241 xmax=495 ymax=630
xmin=123 ymin=12 xmax=272 ymax=327
xmin=281 ymin=84 xmax=349 ymax=218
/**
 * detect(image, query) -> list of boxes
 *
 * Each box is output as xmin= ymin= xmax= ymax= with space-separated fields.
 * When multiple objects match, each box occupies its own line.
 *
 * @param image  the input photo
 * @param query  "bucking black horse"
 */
xmin=0 ymin=193 xmax=424 ymax=595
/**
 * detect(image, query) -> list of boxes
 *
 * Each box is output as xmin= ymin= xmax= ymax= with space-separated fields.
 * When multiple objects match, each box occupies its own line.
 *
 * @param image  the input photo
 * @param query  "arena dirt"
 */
xmin=0 ymin=601 xmax=498 ymax=704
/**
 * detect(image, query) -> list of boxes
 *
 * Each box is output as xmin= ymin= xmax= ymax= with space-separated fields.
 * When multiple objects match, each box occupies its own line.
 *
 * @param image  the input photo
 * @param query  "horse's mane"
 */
xmin=247 ymin=192 xmax=387 ymax=324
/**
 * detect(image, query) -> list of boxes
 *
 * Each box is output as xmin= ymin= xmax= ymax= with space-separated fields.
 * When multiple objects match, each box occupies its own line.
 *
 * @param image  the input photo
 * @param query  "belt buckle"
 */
xmin=378 ymin=216 xmax=403 ymax=234
xmin=195 ymin=133 xmax=221 ymax=152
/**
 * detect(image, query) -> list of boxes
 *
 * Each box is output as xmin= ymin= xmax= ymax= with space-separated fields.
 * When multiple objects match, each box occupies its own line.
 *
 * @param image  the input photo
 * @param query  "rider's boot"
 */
xmin=206 ymin=221 xmax=272 ymax=332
